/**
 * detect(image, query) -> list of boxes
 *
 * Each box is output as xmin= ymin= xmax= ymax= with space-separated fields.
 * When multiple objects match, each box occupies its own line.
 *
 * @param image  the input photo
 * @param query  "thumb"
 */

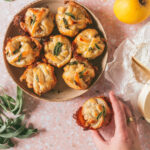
xmin=91 ymin=130 xmax=107 ymax=146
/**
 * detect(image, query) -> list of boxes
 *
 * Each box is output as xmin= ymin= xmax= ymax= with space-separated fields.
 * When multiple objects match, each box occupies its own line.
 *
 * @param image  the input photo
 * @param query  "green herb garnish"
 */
xmin=89 ymin=47 xmax=94 ymax=51
xmin=68 ymin=61 xmax=78 ymax=65
xmin=13 ymin=49 xmax=19 ymax=54
xmin=95 ymin=43 xmax=100 ymax=50
xmin=65 ymin=12 xmax=75 ymax=19
xmin=31 ymin=15 xmax=36 ymax=25
xmin=36 ymin=75 xmax=39 ymax=82
xmin=0 ymin=86 xmax=38 ymax=149
xmin=63 ymin=18 xmax=69 ymax=29
xmin=53 ymin=42 xmax=63 ymax=56
xmin=18 ymin=54 xmax=22 ymax=62
xmin=13 ymin=45 xmax=21 ymax=54
xmin=97 ymin=106 xmax=106 ymax=120
xmin=79 ymin=69 xmax=86 ymax=79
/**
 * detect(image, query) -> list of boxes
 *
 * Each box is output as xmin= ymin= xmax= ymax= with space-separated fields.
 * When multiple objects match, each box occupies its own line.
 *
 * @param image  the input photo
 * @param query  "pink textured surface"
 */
xmin=0 ymin=0 xmax=150 ymax=150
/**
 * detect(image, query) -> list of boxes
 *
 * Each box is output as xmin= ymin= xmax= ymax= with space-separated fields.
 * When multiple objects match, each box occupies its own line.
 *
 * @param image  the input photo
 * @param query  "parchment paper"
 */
xmin=104 ymin=23 xmax=150 ymax=150
xmin=105 ymin=22 xmax=150 ymax=111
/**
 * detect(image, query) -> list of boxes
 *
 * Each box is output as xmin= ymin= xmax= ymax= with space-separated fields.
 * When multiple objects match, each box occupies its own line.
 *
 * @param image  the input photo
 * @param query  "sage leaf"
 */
xmin=0 ymin=138 xmax=14 ymax=149
xmin=31 ymin=15 xmax=36 ymax=25
xmin=0 ymin=123 xmax=7 ymax=133
xmin=13 ymin=49 xmax=20 ymax=54
xmin=18 ymin=54 xmax=22 ymax=62
xmin=13 ymin=115 xmax=25 ymax=127
xmin=63 ymin=18 xmax=69 ymax=29
xmin=12 ymin=86 xmax=23 ymax=115
xmin=53 ymin=42 xmax=63 ymax=56
xmin=36 ymin=75 xmax=39 ymax=82
xmin=95 ymin=43 xmax=100 ymax=50
xmin=17 ymin=128 xmax=38 ymax=139
xmin=79 ymin=69 xmax=86 ymax=79
xmin=97 ymin=112 xmax=103 ymax=120
xmin=65 ymin=12 xmax=75 ymax=19
xmin=68 ymin=61 xmax=78 ymax=65
xmin=97 ymin=106 xmax=106 ymax=120
xmin=0 ymin=125 xmax=25 ymax=138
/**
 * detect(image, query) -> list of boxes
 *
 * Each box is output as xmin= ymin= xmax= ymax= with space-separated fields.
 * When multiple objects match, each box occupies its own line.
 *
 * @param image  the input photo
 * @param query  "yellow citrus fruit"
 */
xmin=113 ymin=0 xmax=150 ymax=24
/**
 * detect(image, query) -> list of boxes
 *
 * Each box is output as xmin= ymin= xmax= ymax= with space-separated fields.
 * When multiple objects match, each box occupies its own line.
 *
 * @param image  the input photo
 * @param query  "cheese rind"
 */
xmin=138 ymin=82 xmax=150 ymax=123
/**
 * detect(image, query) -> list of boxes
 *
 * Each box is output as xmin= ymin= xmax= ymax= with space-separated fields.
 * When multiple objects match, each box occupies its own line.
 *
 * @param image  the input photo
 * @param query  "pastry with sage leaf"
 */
xmin=62 ymin=56 xmax=95 ymax=90
xmin=20 ymin=7 xmax=54 ymax=38
xmin=44 ymin=35 xmax=72 ymax=68
xmin=74 ymin=96 xmax=112 ymax=130
xmin=0 ymin=86 xmax=38 ymax=149
xmin=20 ymin=62 xmax=57 ymax=95
xmin=5 ymin=35 xmax=42 ymax=68
xmin=72 ymin=28 xmax=105 ymax=59
xmin=56 ymin=1 xmax=92 ymax=37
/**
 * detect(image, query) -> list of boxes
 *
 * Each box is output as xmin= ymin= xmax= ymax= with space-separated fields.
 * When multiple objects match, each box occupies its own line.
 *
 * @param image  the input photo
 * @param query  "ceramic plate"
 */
xmin=3 ymin=0 xmax=108 ymax=102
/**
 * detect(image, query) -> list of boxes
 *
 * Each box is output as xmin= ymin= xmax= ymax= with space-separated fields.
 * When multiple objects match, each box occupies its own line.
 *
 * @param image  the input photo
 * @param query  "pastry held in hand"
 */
xmin=74 ymin=97 xmax=112 ymax=130
xmin=44 ymin=35 xmax=72 ymax=68
xmin=73 ymin=28 xmax=105 ymax=59
xmin=62 ymin=56 xmax=95 ymax=90
xmin=56 ymin=1 xmax=92 ymax=37
xmin=20 ymin=62 xmax=57 ymax=95
xmin=5 ymin=36 xmax=42 ymax=68
xmin=20 ymin=8 xmax=54 ymax=38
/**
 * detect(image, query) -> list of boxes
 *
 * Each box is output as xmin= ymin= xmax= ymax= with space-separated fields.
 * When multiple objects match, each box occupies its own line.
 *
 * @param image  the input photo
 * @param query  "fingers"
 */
xmin=91 ymin=130 xmax=106 ymax=145
xmin=109 ymin=91 xmax=127 ymax=134
xmin=123 ymin=104 xmax=137 ymax=128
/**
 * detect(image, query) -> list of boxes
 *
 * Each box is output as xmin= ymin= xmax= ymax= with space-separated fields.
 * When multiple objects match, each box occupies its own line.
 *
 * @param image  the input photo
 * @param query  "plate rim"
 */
xmin=3 ymin=0 xmax=108 ymax=102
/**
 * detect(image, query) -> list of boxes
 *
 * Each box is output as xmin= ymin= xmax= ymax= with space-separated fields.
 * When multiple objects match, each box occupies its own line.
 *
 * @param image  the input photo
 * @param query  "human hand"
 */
xmin=91 ymin=91 xmax=141 ymax=150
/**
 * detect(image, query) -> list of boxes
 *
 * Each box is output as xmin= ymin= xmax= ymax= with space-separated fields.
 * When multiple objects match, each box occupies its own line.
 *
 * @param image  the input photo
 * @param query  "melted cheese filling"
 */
xmin=63 ymin=58 xmax=95 ymax=89
xmin=21 ymin=8 xmax=54 ymax=37
xmin=74 ymin=29 xmax=105 ymax=59
xmin=56 ymin=2 xmax=92 ymax=37
xmin=20 ymin=63 xmax=57 ymax=95
xmin=82 ymin=97 xmax=109 ymax=128
xmin=5 ymin=36 xmax=41 ymax=68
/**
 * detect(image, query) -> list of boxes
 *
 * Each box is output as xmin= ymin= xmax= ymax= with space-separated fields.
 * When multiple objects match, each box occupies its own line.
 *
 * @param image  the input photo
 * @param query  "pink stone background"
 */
xmin=0 ymin=0 xmax=150 ymax=150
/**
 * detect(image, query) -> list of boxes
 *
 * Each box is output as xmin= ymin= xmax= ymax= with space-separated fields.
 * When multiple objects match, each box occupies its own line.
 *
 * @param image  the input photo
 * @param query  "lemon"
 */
xmin=113 ymin=0 xmax=150 ymax=24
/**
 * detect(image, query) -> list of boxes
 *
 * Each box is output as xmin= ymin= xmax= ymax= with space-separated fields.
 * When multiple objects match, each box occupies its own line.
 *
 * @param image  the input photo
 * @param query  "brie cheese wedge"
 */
xmin=132 ymin=42 xmax=150 ymax=83
xmin=138 ymin=81 xmax=150 ymax=123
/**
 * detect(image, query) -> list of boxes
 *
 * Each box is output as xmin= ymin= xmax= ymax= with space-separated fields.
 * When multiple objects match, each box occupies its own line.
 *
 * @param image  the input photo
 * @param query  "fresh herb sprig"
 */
xmin=79 ymin=69 xmax=86 ymax=79
xmin=31 ymin=15 xmax=36 ymax=25
xmin=54 ymin=42 xmax=63 ymax=56
xmin=65 ymin=12 xmax=75 ymax=19
xmin=95 ymin=43 xmax=100 ymax=50
xmin=0 ymin=86 xmax=38 ymax=149
xmin=97 ymin=106 xmax=106 ymax=120
xmin=18 ymin=54 xmax=22 ymax=62
xmin=63 ymin=18 xmax=69 ymax=29
xmin=68 ymin=61 xmax=78 ymax=65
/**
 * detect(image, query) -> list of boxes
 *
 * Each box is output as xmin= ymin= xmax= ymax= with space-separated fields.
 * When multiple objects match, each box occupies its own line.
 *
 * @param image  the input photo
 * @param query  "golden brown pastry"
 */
xmin=62 ymin=56 xmax=95 ymax=90
xmin=20 ymin=7 xmax=54 ymax=38
xmin=5 ymin=36 xmax=42 ymax=68
xmin=44 ymin=35 xmax=72 ymax=68
xmin=73 ymin=28 xmax=105 ymax=59
xmin=20 ymin=62 xmax=57 ymax=95
xmin=75 ymin=97 xmax=112 ymax=130
xmin=56 ymin=1 xmax=92 ymax=37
